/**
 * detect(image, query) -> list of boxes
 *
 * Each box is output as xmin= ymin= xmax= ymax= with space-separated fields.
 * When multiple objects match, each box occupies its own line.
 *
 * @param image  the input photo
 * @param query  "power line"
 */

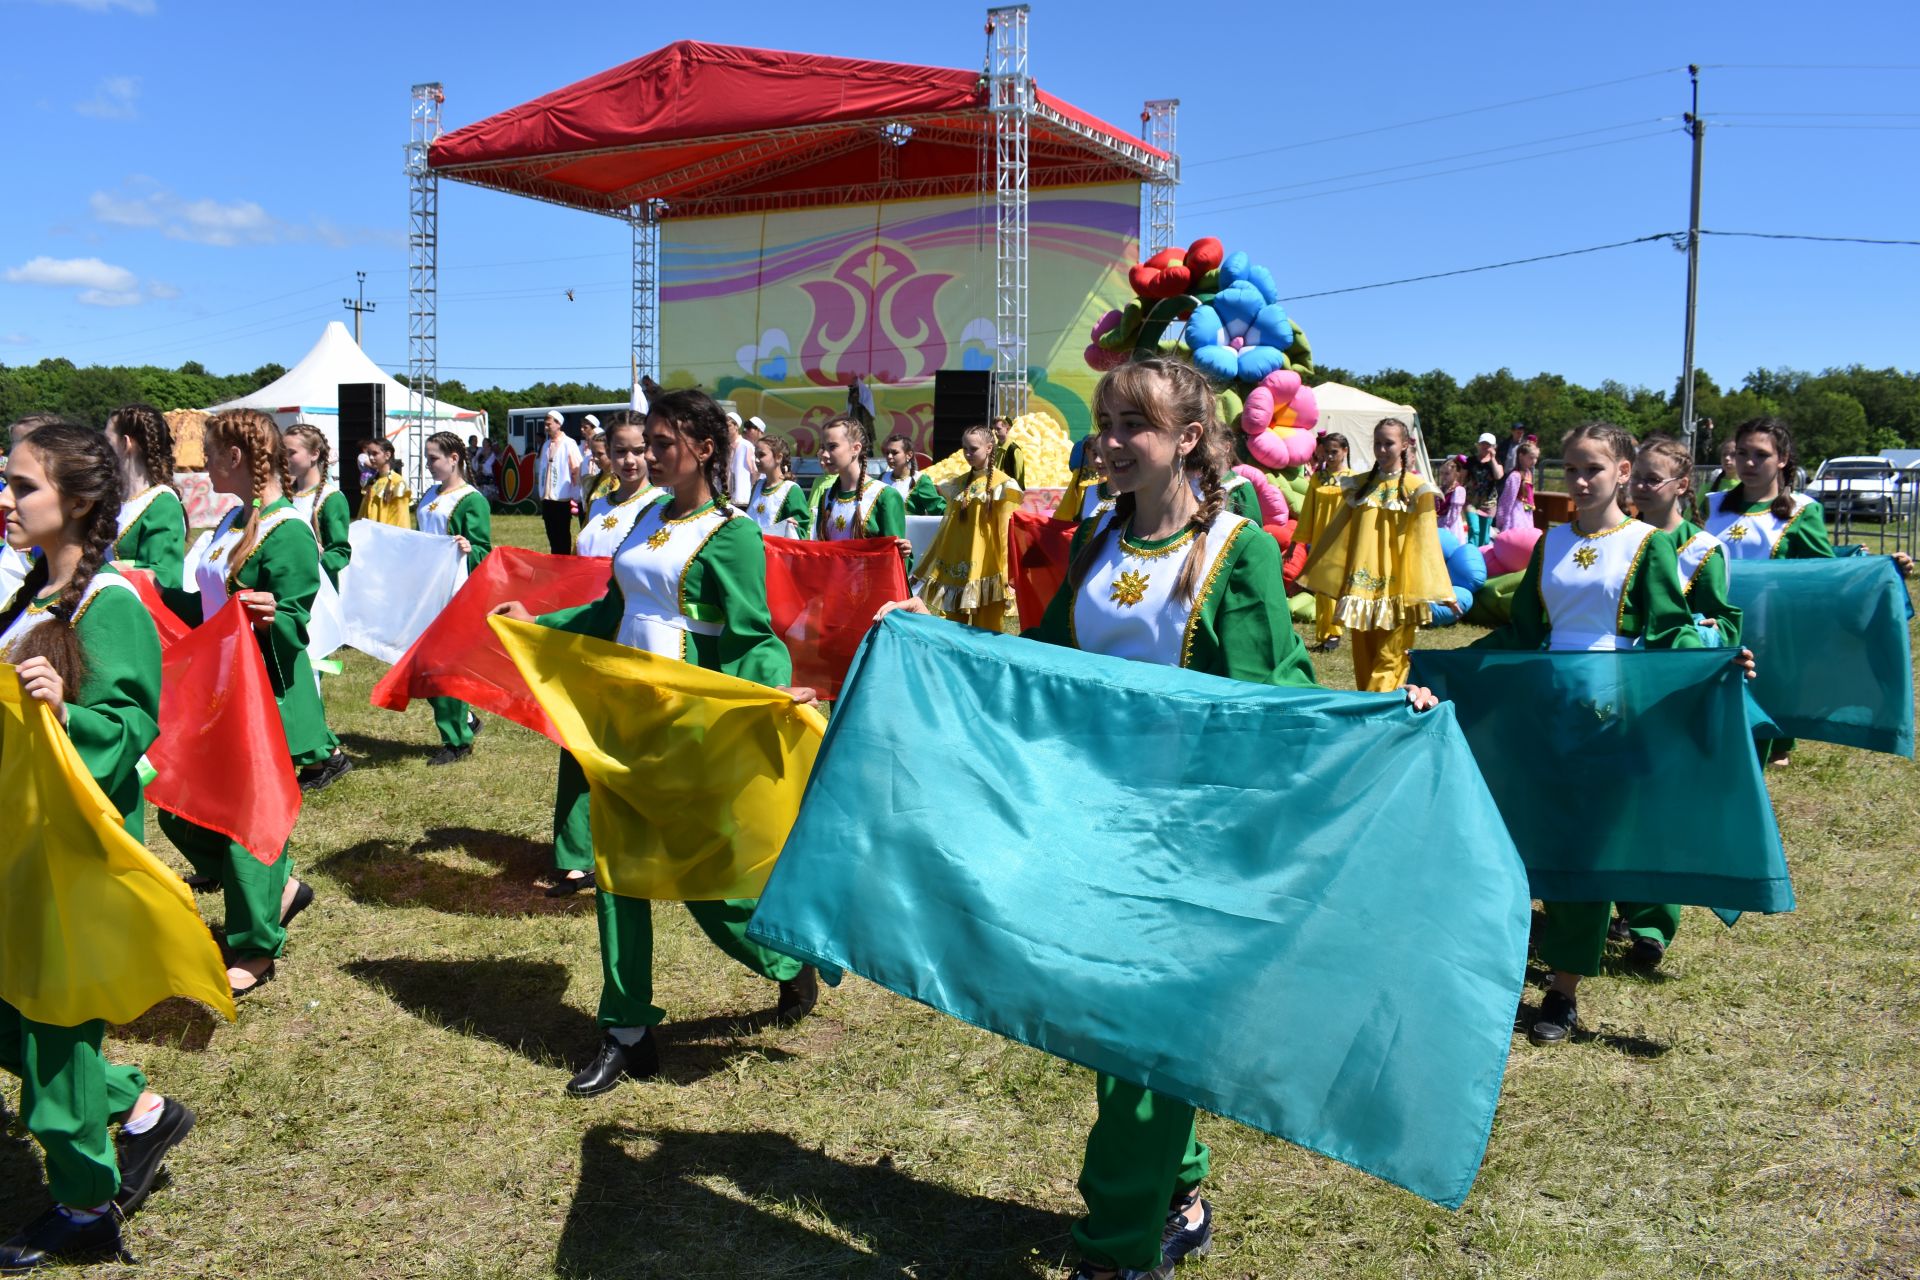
xmin=1277 ymin=233 xmax=1680 ymax=302
xmin=1702 ymin=230 xmax=1920 ymax=247
xmin=1702 ymin=63 xmax=1920 ymax=71
xmin=1184 ymin=66 xmax=1685 ymax=168
xmin=1711 ymin=110 xmax=1920 ymax=117
xmin=1713 ymin=122 xmax=1920 ymax=131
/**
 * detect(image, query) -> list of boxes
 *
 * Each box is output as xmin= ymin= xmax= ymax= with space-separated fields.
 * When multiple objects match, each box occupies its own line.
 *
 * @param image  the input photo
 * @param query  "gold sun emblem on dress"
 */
xmin=1572 ymin=545 xmax=1599 ymax=570
xmin=426 ymin=500 xmax=440 ymax=514
xmin=834 ymin=514 xmax=849 ymax=531
xmin=600 ymin=515 xmax=619 ymax=531
xmin=755 ymin=502 xmax=768 ymax=515
xmin=1725 ymin=522 xmax=1750 ymax=542
xmin=646 ymin=528 xmax=672 ymax=550
xmin=1110 ymin=569 xmax=1150 ymax=607
xmin=209 ymin=545 xmax=226 ymax=562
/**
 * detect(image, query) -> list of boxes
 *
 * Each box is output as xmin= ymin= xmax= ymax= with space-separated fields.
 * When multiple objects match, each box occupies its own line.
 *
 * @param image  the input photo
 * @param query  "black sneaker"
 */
xmin=0 ymin=1205 xmax=125 ymax=1272
xmin=468 ymin=714 xmax=485 ymax=739
xmin=1161 ymin=1192 xmax=1213 ymax=1267
xmin=1628 ymin=935 xmax=1667 ymax=970
xmin=1608 ymin=914 xmax=1632 ymax=943
xmin=298 ymin=751 xmax=353 ymax=793
xmin=113 ymin=1099 xmax=195 ymax=1215
xmin=427 ymin=744 xmax=473 ymax=767
xmin=565 ymin=1031 xmax=660 ymax=1097
xmin=1529 ymin=990 xmax=1579 ymax=1045
xmin=776 ymin=966 xmax=819 ymax=1023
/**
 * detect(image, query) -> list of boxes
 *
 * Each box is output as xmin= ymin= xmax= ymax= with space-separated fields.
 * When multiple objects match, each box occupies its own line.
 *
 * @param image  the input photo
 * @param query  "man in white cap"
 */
xmin=1464 ymin=431 xmax=1506 ymax=548
xmin=724 ymin=410 xmax=757 ymax=507
xmin=535 ymin=409 xmax=583 ymax=554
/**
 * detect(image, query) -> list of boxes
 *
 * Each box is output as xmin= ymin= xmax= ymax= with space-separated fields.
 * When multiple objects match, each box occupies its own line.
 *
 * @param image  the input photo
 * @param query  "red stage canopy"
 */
xmin=429 ymin=41 xmax=1169 ymax=219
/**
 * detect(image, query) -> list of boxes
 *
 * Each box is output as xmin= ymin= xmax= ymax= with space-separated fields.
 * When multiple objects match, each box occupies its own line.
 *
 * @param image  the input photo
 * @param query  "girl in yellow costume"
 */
xmin=1299 ymin=417 xmax=1450 ymax=691
xmin=358 ymin=438 xmax=412 ymax=527
xmin=1297 ymin=432 xmax=1354 ymax=652
xmin=912 ymin=425 xmax=1025 ymax=632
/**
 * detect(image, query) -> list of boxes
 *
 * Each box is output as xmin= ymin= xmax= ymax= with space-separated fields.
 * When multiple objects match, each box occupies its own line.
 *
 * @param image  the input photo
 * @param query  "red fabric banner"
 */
xmin=1008 ymin=512 xmax=1076 ymax=627
xmin=370 ymin=547 xmax=610 ymax=742
xmin=762 ymin=535 xmax=909 ymax=699
xmin=120 ymin=568 xmax=191 ymax=648
xmin=143 ymin=599 xmax=300 ymax=864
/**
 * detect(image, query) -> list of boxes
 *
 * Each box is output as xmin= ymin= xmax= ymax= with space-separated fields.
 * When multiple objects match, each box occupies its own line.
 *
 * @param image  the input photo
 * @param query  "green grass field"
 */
xmin=5 ymin=514 xmax=1918 ymax=1278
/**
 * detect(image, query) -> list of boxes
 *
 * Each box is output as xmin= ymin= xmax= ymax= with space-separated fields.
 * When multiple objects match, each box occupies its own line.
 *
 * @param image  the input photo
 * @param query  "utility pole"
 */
xmin=342 ymin=270 xmax=376 ymax=346
xmin=1679 ymin=65 xmax=1704 ymax=457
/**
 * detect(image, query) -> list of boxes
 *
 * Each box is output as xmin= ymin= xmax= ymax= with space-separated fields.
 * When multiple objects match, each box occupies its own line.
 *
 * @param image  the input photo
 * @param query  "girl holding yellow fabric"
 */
xmin=1299 ymin=418 xmax=1450 ymax=692
xmin=357 ymin=438 xmax=412 ymax=527
xmin=0 ymin=421 xmax=199 ymax=1270
xmin=912 ymin=425 xmax=1024 ymax=631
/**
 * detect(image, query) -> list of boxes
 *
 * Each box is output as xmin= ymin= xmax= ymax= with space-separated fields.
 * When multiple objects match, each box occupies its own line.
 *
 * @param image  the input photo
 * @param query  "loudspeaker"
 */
xmin=931 ymin=369 xmax=992 ymax=459
xmin=337 ymin=382 xmax=386 ymax=512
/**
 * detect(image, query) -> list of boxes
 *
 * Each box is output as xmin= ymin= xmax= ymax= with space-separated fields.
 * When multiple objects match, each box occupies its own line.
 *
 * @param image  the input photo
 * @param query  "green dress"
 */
xmin=416 ymin=486 xmax=492 ymax=749
xmin=1219 ymin=473 xmax=1264 ymax=525
xmin=0 ymin=569 xmax=159 ymax=1207
xmin=893 ymin=471 xmax=948 ymax=516
xmin=1668 ymin=519 xmax=1742 ymax=647
xmin=539 ymin=501 xmax=803 ymax=1028
xmin=811 ymin=474 xmax=911 ymax=575
xmin=114 ymin=485 xmax=188 ymax=593
xmin=1029 ymin=511 xmax=1318 ymax=1272
xmin=292 ymin=485 xmax=353 ymax=589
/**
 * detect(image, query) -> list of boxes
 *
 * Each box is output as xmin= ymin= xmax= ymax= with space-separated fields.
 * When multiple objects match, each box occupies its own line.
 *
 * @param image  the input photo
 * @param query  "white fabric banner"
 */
xmin=905 ymin=514 xmax=943 ymax=565
xmin=0 ymin=546 xmax=31 ymax=606
xmin=309 ymin=521 xmax=467 ymax=665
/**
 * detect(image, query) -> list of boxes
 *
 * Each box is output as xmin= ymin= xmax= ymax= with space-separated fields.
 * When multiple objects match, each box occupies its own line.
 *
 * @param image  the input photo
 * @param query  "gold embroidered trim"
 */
xmin=1615 ymin=526 xmax=1656 ymax=635
xmin=1768 ymin=499 xmax=1809 ymax=559
xmin=1180 ymin=521 xmax=1248 ymax=669
xmin=1329 ymin=594 xmax=1433 ymax=630
xmin=1119 ymin=527 xmax=1199 ymax=561
xmin=676 ymin=512 xmax=737 ymax=621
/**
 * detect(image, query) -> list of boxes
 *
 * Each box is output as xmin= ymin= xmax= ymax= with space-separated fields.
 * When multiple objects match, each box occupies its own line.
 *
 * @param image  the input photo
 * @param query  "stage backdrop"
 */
xmin=661 ymin=183 xmax=1138 ymax=453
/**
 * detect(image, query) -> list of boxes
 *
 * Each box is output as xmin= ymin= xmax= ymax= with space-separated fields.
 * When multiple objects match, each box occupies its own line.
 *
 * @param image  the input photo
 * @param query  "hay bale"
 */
xmin=166 ymin=409 xmax=208 ymax=469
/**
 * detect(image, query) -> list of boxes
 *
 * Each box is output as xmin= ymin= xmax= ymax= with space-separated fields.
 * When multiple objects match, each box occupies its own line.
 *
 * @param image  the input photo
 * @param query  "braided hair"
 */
xmin=1359 ymin=417 xmax=1418 ymax=509
xmin=6 ymin=412 xmax=72 ymax=450
xmin=0 ymin=421 xmax=124 ymax=693
xmin=204 ymin=409 xmax=291 ymax=588
xmin=646 ymin=387 xmax=733 ymax=514
xmin=283 ymin=423 xmax=333 ymax=493
xmin=762 ymin=434 xmax=795 ymax=483
xmin=1729 ymin=416 xmax=1800 ymax=522
xmin=882 ymin=432 xmax=918 ymax=482
xmin=105 ymin=403 xmax=179 ymax=501
xmin=425 ymin=429 xmax=472 ymax=491
xmin=819 ymin=414 xmax=873 ymax=532
xmin=1071 ymin=356 xmax=1231 ymax=606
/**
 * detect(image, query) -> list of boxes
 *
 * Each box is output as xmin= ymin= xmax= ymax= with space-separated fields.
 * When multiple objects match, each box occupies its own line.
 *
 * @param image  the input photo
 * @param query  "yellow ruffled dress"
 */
xmin=1298 ymin=470 xmax=1451 ymax=691
xmin=913 ymin=468 xmax=1024 ymax=632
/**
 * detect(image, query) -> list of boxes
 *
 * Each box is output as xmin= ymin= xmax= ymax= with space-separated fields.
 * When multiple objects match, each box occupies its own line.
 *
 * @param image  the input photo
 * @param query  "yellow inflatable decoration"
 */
xmin=923 ymin=411 xmax=1073 ymax=488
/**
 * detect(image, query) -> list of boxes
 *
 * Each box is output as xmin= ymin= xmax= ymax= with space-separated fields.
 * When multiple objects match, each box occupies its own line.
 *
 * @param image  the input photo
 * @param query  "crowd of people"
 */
xmin=0 ymin=367 xmax=1911 ymax=1276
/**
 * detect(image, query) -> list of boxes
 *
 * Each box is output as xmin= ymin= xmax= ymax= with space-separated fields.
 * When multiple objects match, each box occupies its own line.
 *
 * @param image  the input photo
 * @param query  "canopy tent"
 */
xmin=208 ymin=321 xmax=483 ymax=487
xmin=428 ymin=40 xmax=1168 ymax=219
xmin=1312 ymin=382 xmax=1434 ymax=479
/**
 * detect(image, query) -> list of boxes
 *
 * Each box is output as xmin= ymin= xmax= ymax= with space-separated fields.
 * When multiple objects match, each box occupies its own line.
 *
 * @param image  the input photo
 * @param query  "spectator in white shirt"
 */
xmin=535 ymin=410 xmax=583 ymax=553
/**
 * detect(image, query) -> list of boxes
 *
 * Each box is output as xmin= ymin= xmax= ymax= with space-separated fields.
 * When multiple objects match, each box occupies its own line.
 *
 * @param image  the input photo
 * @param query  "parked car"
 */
xmin=1806 ymin=456 xmax=1901 ymax=521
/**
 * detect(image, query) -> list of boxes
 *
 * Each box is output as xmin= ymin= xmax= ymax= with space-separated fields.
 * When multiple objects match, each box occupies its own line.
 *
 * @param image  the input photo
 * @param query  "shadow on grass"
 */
xmin=112 ymin=998 xmax=220 ymax=1053
xmin=1511 ymin=997 xmax=1672 ymax=1060
xmin=0 ymin=1121 xmax=50 ymax=1228
xmin=332 ymin=731 xmax=423 ymax=771
xmin=554 ymin=1124 xmax=1071 ymax=1278
xmin=314 ymin=826 xmax=583 ymax=917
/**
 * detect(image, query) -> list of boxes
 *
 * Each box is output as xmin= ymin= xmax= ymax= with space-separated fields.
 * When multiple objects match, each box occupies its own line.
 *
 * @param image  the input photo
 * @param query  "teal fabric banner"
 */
xmin=1725 ymin=556 xmax=1914 ymax=757
xmin=1408 ymin=649 xmax=1794 ymax=912
xmin=750 ymin=612 xmax=1532 ymax=1210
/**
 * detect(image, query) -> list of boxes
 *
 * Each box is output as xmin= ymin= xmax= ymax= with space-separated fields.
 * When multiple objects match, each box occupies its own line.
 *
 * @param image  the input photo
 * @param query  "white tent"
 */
xmin=1311 ymin=382 xmax=1434 ymax=479
xmin=208 ymin=321 xmax=484 ymax=487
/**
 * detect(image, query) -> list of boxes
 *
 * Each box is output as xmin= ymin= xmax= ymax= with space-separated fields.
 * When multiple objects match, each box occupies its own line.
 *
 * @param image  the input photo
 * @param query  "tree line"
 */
xmin=4 ymin=356 xmax=1917 ymax=467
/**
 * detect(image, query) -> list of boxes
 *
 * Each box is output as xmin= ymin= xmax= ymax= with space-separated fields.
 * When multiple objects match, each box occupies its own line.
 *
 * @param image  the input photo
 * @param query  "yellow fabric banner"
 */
xmin=0 ymin=671 xmax=236 ymax=1028
xmin=490 ymin=617 xmax=828 ymax=901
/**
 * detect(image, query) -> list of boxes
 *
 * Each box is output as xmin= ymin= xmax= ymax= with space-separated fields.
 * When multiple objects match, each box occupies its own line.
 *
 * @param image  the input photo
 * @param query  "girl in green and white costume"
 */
xmin=105 ymin=403 xmax=188 ymax=593
xmin=0 ymin=421 xmax=196 ymax=1271
xmin=1701 ymin=416 xmax=1834 ymax=768
xmin=160 ymin=409 xmax=324 ymax=999
xmin=812 ymin=416 xmax=912 ymax=570
xmin=882 ymin=431 xmax=947 ymax=516
xmin=493 ymin=388 xmax=820 ymax=1097
xmin=283 ymin=423 xmax=353 ymax=590
xmin=886 ymin=358 xmax=1435 ymax=1280
xmin=414 ymin=432 xmax=492 ymax=767
xmin=746 ymin=433 xmax=810 ymax=539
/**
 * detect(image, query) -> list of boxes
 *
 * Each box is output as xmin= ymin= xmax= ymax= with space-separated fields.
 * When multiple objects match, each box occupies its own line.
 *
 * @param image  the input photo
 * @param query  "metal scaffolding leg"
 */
xmin=405 ymin=81 xmax=443 ymax=488
xmin=987 ymin=4 xmax=1030 ymax=422
xmin=1142 ymin=98 xmax=1179 ymax=254
xmin=629 ymin=202 xmax=661 ymax=386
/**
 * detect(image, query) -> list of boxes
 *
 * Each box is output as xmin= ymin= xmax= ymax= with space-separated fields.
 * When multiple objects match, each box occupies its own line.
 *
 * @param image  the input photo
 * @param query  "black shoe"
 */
xmin=776 ymin=966 xmax=819 ymax=1024
xmin=468 ymin=714 xmax=485 ymax=739
xmin=1528 ymin=990 xmax=1579 ymax=1045
xmin=298 ymin=751 xmax=354 ymax=793
xmin=544 ymin=872 xmax=593 ymax=898
xmin=566 ymin=1031 xmax=659 ymax=1097
xmin=1161 ymin=1192 xmax=1213 ymax=1267
xmin=230 ymin=961 xmax=276 ymax=1001
xmin=427 ymin=744 xmax=473 ymax=767
xmin=280 ymin=879 xmax=315 ymax=929
xmin=1628 ymin=935 xmax=1667 ymax=969
xmin=0 ymin=1205 xmax=125 ymax=1272
xmin=1608 ymin=914 xmax=1632 ymax=943
xmin=181 ymin=874 xmax=217 ymax=892
xmin=113 ymin=1099 xmax=195 ymax=1215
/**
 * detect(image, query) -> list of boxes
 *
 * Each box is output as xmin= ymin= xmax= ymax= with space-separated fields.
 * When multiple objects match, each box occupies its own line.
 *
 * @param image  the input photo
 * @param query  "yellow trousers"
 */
xmin=1314 ymin=595 xmax=1343 ymax=646
xmin=1348 ymin=623 xmax=1418 ymax=692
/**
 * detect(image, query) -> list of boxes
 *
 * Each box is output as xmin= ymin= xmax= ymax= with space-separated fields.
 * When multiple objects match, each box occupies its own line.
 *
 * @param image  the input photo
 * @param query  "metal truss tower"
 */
xmin=1142 ymin=98 xmax=1179 ymax=254
xmin=629 ymin=201 xmax=661 ymax=386
xmin=987 ymin=5 xmax=1030 ymax=421
xmin=406 ymin=82 xmax=443 ymax=485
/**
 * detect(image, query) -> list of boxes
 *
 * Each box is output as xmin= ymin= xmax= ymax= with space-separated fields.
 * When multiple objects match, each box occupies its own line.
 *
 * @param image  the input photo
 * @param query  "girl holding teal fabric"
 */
xmin=159 ymin=409 xmax=324 ymax=998
xmin=494 ymin=387 xmax=821 ymax=1096
xmin=105 ymin=403 xmax=187 ymax=594
xmin=884 ymin=357 xmax=1437 ymax=1280
xmin=0 ymin=422 xmax=196 ymax=1270
xmin=415 ymin=432 xmax=492 ymax=766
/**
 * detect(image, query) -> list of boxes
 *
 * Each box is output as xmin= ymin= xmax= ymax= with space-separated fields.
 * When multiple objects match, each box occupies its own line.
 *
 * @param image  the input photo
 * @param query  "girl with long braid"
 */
xmin=882 ymin=357 xmax=1437 ymax=1280
xmin=159 ymin=410 xmax=326 ymax=997
xmin=283 ymin=424 xmax=352 ymax=590
xmin=746 ymin=434 xmax=810 ymax=539
xmin=881 ymin=431 xmax=946 ymax=515
xmin=0 ymin=422 xmax=196 ymax=1270
xmin=493 ymin=387 xmax=821 ymax=1095
xmin=105 ymin=403 xmax=188 ymax=593
xmin=414 ymin=431 xmax=492 ymax=766
xmin=811 ymin=415 xmax=911 ymax=567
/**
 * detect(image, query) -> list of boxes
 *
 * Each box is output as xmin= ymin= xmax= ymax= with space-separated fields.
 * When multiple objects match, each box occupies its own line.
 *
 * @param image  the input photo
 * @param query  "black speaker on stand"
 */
xmin=931 ymin=369 xmax=992 ymax=460
xmin=337 ymin=382 xmax=386 ymax=515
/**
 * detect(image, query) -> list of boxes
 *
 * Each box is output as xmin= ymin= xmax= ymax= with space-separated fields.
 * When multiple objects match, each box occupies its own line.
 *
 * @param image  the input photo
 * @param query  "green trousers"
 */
xmin=552 ymin=750 xmax=593 ymax=874
xmin=594 ymin=890 xmax=804 ymax=1028
xmin=1618 ymin=902 xmax=1682 ymax=948
xmin=157 ymin=811 xmax=290 ymax=959
xmin=430 ymin=697 xmax=475 ymax=749
xmin=0 ymin=1003 xmax=145 ymax=1208
xmin=1536 ymin=900 xmax=1612 ymax=977
xmin=1073 ymin=1074 xmax=1210 ymax=1271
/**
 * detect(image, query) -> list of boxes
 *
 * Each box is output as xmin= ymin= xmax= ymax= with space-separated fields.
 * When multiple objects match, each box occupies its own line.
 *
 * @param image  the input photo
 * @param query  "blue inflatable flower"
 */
xmin=1184 ymin=278 xmax=1296 ymax=385
xmin=1219 ymin=250 xmax=1282 ymax=305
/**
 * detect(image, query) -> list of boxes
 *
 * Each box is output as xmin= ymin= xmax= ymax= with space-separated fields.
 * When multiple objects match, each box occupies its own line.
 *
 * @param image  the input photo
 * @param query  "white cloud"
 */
xmin=5 ymin=255 xmax=137 ymax=291
xmin=29 ymin=0 xmax=156 ymax=13
xmin=74 ymin=75 xmax=139 ymax=120
xmin=1 ymin=334 xmax=31 ymax=347
xmin=77 ymin=288 xmax=143 ymax=307
xmin=147 ymin=280 xmax=179 ymax=299
xmin=87 ymin=179 xmax=400 ymax=249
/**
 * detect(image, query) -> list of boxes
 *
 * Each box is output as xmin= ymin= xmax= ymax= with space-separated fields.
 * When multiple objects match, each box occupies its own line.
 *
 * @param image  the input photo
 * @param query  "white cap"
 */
xmin=747 ymin=415 xmax=767 ymax=432
xmin=546 ymin=409 xmax=563 ymax=424
xmin=1477 ymin=432 xmax=1497 ymax=446
xmin=725 ymin=411 xmax=743 ymax=427
xmin=583 ymin=414 xmax=600 ymax=430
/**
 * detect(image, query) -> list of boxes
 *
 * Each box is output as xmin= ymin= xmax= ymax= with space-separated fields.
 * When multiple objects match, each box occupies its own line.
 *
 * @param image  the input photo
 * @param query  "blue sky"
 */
xmin=3 ymin=0 xmax=1916 ymax=394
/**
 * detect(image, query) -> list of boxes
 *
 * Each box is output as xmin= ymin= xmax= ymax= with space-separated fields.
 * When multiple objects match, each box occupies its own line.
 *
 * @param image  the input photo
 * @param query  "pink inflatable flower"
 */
xmin=1240 ymin=370 xmax=1320 ymax=470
